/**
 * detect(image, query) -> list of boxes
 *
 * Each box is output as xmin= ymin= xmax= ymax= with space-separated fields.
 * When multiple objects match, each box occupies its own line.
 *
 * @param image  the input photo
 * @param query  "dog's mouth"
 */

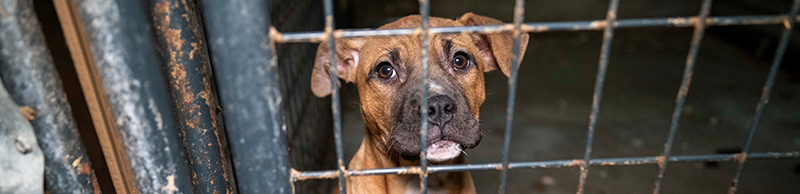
xmin=426 ymin=140 xmax=462 ymax=162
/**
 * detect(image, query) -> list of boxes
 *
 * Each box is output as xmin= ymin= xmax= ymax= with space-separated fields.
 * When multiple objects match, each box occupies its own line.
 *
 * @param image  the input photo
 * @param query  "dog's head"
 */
xmin=311 ymin=13 xmax=529 ymax=163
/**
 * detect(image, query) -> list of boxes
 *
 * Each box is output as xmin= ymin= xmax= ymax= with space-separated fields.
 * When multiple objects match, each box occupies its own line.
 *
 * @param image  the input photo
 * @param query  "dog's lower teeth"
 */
xmin=426 ymin=140 xmax=462 ymax=162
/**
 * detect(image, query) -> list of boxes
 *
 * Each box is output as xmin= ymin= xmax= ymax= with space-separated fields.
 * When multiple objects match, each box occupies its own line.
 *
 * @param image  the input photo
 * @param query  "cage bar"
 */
xmin=419 ymin=0 xmax=431 ymax=193
xmin=277 ymin=15 xmax=800 ymax=43
xmin=320 ymin=0 xmax=348 ymax=193
xmin=499 ymin=0 xmax=526 ymax=193
xmin=199 ymin=0 xmax=291 ymax=193
xmin=291 ymin=152 xmax=799 ymax=180
xmin=728 ymin=0 xmax=800 ymax=193
xmin=653 ymin=0 xmax=713 ymax=193
xmin=576 ymin=0 xmax=620 ymax=193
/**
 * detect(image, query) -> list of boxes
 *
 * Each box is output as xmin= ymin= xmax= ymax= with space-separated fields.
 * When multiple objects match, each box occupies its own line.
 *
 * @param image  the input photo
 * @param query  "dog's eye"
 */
xmin=377 ymin=62 xmax=395 ymax=79
xmin=453 ymin=52 xmax=470 ymax=69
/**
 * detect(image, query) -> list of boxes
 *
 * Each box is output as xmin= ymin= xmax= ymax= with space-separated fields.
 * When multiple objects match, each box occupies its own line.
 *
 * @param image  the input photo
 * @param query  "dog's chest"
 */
xmin=403 ymin=173 xmax=450 ymax=194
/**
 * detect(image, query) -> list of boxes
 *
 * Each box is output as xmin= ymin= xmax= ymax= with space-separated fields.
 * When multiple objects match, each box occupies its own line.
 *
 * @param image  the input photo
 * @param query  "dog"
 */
xmin=310 ymin=13 xmax=529 ymax=194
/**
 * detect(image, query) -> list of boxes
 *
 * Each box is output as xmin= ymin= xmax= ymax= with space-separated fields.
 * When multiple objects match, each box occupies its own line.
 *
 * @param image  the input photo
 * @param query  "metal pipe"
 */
xmin=728 ymin=0 xmax=800 ymax=193
xmin=148 ymin=0 xmax=235 ymax=193
xmin=0 ymin=0 xmax=99 ymax=193
xmin=276 ymin=15 xmax=800 ymax=43
xmin=75 ymin=0 xmax=195 ymax=193
xmin=198 ymin=0 xmax=291 ymax=193
xmin=577 ymin=0 xmax=619 ymax=193
xmin=653 ymin=1 xmax=713 ymax=193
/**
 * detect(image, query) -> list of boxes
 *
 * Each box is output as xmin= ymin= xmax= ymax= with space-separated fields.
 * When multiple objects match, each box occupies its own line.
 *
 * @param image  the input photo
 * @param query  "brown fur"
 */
xmin=311 ymin=13 xmax=529 ymax=194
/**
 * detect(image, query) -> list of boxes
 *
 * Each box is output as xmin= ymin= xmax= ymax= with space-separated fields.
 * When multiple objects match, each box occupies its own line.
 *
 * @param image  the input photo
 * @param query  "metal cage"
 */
xmin=268 ymin=0 xmax=800 ymax=194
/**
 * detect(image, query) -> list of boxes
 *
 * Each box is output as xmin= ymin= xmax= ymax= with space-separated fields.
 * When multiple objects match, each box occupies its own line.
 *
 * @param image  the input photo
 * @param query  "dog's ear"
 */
xmin=311 ymin=38 xmax=366 ymax=97
xmin=456 ymin=12 xmax=529 ymax=77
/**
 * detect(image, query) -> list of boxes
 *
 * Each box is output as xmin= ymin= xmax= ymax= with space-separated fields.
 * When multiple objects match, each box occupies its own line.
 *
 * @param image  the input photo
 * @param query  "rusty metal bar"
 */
xmin=148 ymin=0 xmax=236 ymax=193
xmin=653 ymin=0 xmax=713 ymax=193
xmin=276 ymin=15 xmax=800 ymax=43
xmin=291 ymin=152 xmax=800 ymax=180
xmin=75 ymin=0 xmax=197 ymax=192
xmin=728 ymin=0 xmax=800 ymax=193
xmin=577 ymin=0 xmax=619 ymax=193
xmin=320 ymin=0 xmax=347 ymax=192
xmin=0 ymin=0 xmax=99 ymax=193
xmin=419 ymin=0 xmax=431 ymax=193
xmin=499 ymin=0 xmax=525 ymax=193
xmin=199 ymin=0 xmax=291 ymax=193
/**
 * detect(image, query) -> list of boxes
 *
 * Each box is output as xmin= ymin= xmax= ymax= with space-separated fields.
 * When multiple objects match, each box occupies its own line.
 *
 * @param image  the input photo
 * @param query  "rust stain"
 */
xmin=571 ymin=159 xmax=585 ymax=169
xmin=667 ymin=17 xmax=691 ymax=26
xmin=92 ymin=175 xmax=100 ymax=194
xmin=733 ymin=153 xmax=747 ymax=163
xmin=521 ymin=24 xmax=549 ymax=33
xmin=600 ymin=162 xmax=615 ymax=166
xmin=187 ymin=117 xmax=200 ymax=128
xmin=19 ymin=106 xmax=38 ymax=121
xmin=291 ymin=168 xmax=339 ymax=181
xmin=588 ymin=21 xmax=607 ymax=29
xmin=655 ymin=156 xmax=666 ymax=168
xmin=80 ymin=162 xmax=92 ymax=175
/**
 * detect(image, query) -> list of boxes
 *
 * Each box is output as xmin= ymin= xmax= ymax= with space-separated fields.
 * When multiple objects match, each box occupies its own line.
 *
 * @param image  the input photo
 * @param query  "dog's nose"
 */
xmin=427 ymin=95 xmax=456 ymax=127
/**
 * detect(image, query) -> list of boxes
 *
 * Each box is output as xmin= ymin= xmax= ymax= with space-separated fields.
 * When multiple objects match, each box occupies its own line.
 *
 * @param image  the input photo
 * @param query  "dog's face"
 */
xmin=311 ymin=13 xmax=529 ymax=163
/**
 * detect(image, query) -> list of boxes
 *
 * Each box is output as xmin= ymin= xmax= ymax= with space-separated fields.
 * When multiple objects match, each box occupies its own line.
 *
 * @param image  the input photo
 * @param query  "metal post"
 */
xmin=75 ymin=0 xmax=196 ymax=193
xmin=148 ymin=0 xmax=236 ymax=193
xmin=199 ymin=0 xmax=291 ymax=193
xmin=0 ymin=0 xmax=99 ymax=193
xmin=728 ymin=0 xmax=800 ymax=193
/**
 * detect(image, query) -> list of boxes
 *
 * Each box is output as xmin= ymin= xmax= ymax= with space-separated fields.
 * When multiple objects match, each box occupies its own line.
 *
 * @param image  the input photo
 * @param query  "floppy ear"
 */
xmin=311 ymin=38 xmax=365 ymax=97
xmin=456 ymin=12 xmax=529 ymax=77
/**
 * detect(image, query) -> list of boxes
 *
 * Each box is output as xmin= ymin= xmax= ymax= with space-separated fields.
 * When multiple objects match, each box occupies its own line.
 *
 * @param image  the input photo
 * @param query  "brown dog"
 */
xmin=311 ymin=13 xmax=529 ymax=194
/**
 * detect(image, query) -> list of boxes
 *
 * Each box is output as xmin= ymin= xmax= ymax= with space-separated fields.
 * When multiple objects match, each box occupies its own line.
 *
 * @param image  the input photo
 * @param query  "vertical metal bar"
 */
xmin=321 ymin=0 xmax=347 ymax=193
xmin=199 ymin=0 xmax=292 ymax=193
xmin=728 ymin=1 xmax=800 ymax=193
xmin=653 ymin=1 xmax=712 ymax=193
xmin=76 ymin=0 xmax=196 ymax=193
xmin=499 ymin=0 xmax=525 ymax=193
xmin=0 ymin=0 xmax=99 ymax=192
xmin=419 ymin=0 xmax=431 ymax=193
xmin=148 ymin=0 xmax=236 ymax=193
xmin=576 ymin=0 xmax=620 ymax=193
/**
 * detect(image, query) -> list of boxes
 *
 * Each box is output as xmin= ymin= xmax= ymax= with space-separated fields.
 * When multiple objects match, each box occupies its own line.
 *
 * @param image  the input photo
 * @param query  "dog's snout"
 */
xmin=427 ymin=95 xmax=456 ymax=127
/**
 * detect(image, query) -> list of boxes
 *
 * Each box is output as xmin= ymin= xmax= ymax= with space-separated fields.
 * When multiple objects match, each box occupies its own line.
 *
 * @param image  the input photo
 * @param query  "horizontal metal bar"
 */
xmin=276 ymin=15 xmax=800 ymax=43
xmin=291 ymin=152 xmax=800 ymax=181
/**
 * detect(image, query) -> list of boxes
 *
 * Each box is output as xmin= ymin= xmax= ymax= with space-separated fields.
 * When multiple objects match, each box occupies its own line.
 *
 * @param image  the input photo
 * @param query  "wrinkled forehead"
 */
xmin=360 ymin=33 xmax=474 ymax=56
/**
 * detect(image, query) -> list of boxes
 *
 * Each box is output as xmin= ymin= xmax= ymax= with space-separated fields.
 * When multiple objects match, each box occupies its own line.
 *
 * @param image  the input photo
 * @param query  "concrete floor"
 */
xmin=336 ymin=23 xmax=800 ymax=194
